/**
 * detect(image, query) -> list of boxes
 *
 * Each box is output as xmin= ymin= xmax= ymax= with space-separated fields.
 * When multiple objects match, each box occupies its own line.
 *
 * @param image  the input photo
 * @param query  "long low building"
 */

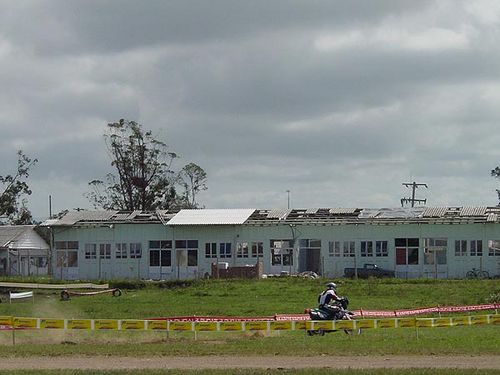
xmin=42 ymin=206 xmax=500 ymax=280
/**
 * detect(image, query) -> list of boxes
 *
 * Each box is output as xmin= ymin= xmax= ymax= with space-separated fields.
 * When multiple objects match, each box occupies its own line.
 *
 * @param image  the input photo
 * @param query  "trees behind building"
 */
xmin=87 ymin=119 xmax=207 ymax=211
xmin=0 ymin=150 xmax=38 ymax=224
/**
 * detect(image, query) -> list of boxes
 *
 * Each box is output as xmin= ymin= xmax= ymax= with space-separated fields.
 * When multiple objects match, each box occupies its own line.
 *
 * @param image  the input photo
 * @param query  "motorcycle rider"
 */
xmin=318 ymin=282 xmax=347 ymax=319
xmin=319 ymin=282 xmax=340 ymax=306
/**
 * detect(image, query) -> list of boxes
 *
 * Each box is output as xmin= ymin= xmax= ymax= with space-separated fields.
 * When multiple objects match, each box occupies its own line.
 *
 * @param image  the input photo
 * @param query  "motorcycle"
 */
xmin=306 ymin=297 xmax=356 ymax=336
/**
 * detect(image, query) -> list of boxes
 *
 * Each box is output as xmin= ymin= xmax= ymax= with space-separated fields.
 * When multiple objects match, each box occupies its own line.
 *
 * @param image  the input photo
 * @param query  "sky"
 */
xmin=2 ymin=0 xmax=500 ymax=220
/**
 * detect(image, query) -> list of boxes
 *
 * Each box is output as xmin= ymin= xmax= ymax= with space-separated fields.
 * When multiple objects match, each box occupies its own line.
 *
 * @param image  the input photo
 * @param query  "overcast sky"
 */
xmin=2 ymin=0 xmax=500 ymax=220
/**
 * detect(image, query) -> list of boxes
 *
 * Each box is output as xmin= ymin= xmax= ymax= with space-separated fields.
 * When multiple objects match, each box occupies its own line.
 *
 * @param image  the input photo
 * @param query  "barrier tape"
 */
xmin=1 ymin=314 xmax=498 ymax=332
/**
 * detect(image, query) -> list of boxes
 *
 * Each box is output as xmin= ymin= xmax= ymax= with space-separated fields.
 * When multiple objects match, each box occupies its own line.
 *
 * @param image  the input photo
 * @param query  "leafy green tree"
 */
xmin=0 ymin=151 xmax=38 ymax=224
xmin=87 ymin=119 xmax=207 ymax=211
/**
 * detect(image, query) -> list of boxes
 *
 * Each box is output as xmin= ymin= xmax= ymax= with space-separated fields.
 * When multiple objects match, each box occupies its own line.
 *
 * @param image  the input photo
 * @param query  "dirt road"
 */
xmin=0 ymin=356 xmax=499 ymax=370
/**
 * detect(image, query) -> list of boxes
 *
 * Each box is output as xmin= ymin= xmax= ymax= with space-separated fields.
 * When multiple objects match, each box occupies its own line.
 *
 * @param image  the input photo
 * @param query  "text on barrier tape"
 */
xmin=0 ymin=314 xmax=498 ymax=332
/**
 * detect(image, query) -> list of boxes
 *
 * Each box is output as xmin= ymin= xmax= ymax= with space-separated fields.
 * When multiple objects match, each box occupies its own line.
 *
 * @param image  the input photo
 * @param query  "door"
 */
xmin=298 ymin=248 xmax=321 ymax=274
xmin=395 ymin=238 xmax=420 ymax=279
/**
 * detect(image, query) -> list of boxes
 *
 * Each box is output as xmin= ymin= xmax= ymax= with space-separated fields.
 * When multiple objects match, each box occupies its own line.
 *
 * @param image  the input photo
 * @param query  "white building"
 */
xmin=0 ymin=225 xmax=50 ymax=276
xmin=43 ymin=207 xmax=500 ymax=280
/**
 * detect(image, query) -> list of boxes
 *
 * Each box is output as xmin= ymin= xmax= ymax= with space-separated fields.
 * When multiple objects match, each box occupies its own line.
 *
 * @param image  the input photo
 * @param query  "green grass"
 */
xmin=0 ymin=278 xmax=498 ymax=357
xmin=1 ymin=278 xmax=498 ymax=319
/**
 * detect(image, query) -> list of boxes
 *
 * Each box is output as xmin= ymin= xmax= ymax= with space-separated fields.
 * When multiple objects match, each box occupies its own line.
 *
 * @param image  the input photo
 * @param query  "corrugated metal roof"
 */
xmin=487 ymin=213 xmax=498 ymax=222
xmin=0 ymin=226 xmax=48 ymax=250
xmin=54 ymin=210 xmax=118 ymax=225
xmin=266 ymin=209 xmax=291 ymax=220
xmin=423 ymin=207 xmax=448 ymax=217
xmin=460 ymin=206 xmax=487 ymax=217
xmin=0 ymin=226 xmax=31 ymax=247
xmin=168 ymin=209 xmax=255 ymax=226
xmin=329 ymin=208 xmax=357 ymax=214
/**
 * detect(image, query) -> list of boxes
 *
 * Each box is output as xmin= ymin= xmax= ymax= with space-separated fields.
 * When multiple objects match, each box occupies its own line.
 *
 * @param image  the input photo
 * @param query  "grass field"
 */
xmin=0 ymin=277 xmax=498 ymax=357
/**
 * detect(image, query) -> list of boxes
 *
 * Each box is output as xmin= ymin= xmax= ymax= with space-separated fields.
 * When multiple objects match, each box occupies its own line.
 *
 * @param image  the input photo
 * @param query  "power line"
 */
xmin=401 ymin=181 xmax=428 ymax=207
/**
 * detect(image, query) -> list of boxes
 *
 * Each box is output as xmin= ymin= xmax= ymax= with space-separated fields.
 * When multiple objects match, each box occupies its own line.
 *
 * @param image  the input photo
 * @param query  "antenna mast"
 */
xmin=401 ymin=181 xmax=428 ymax=207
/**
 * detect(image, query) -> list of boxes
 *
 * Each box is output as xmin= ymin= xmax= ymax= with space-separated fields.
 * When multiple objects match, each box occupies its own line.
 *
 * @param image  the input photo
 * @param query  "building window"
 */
xmin=470 ymin=240 xmax=483 ymax=256
xmin=488 ymin=240 xmax=500 ymax=256
xmin=149 ymin=241 xmax=172 ymax=266
xmin=343 ymin=241 xmax=355 ymax=257
xmin=188 ymin=250 xmax=198 ymax=266
xmin=130 ymin=243 xmax=142 ymax=259
xmin=375 ymin=241 xmax=388 ymax=257
xmin=424 ymin=238 xmax=447 ymax=265
xmin=271 ymin=240 xmax=293 ymax=266
xmin=328 ymin=241 xmax=341 ymax=257
xmin=150 ymin=250 xmax=160 ymax=266
xmin=175 ymin=240 xmax=198 ymax=249
xmin=251 ymin=242 xmax=263 ymax=258
xmin=219 ymin=243 xmax=232 ymax=258
xmin=236 ymin=242 xmax=249 ymax=258
xmin=205 ymin=243 xmax=217 ymax=258
xmin=360 ymin=241 xmax=373 ymax=257
xmin=85 ymin=243 xmax=97 ymax=259
xmin=55 ymin=241 xmax=79 ymax=268
xmin=55 ymin=241 xmax=78 ymax=250
xmin=99 ymin=244 xmax=111 ymax=259
xmin=455 ymin=240 xmax=467 ymax=256
xmin=116 ymin=243 xmax=127 ymax=259
xmin=395 ymin=238 xmax=419 ymax=265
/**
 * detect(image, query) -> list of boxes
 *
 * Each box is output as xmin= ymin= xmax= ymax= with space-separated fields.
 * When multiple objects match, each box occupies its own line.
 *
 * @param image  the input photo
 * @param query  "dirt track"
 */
xmin=0 ymin=356 xmax=499 ymax=370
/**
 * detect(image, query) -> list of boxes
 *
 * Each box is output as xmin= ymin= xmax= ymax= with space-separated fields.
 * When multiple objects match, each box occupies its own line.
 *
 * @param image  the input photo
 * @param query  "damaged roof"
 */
xmin=40 ymin=206 xmax=500 ymax=227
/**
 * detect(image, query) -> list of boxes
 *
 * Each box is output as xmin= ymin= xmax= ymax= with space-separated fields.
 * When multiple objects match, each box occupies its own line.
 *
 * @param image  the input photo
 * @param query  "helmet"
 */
xmin=326 ymin=282 xmax=337 ymax=290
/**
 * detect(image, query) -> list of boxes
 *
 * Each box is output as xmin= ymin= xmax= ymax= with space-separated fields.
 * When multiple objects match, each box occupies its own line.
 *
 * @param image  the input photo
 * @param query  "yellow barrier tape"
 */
xmin=40 ymin=319 xmax=65 ymax=329
xmin=0 ymin=316 xmax=13 ymax=326
xmin=170 ymin=322 xmax=193 ymax=331
xmin=95 ymin=319 xmax=118 ymax=330
xmin=471 ymin=315 xmax=488 ymax=325
xmin=13 ymin=317 xmax=37 ymax=329
xmin=294 ymin=321 xmax=307 ymax=330
xmin=434 ymin=318 xmax=452 ymax=327
xmin=270 ymin=321 xmax=292 ymax=331
xmin=357 ymin=319 xmax=376 ymax=329
xmin=2 ymin=314 xmax=497 ymax=332
xmin=220 ymin=322 xmax=243 ymax=331
xmin=147 ymin=320 xmax=167 ymax=330
xmin=377 ymin=319 xmax=396 ymax=329
xmin=67 ymin=319 xmax=91 ymax=330
xmin=245 ymin=321 xmax=268 ymax=331
xmin=195 ymin=322 xmax=218 ymax=331
xmin=397 ymin=318 xmax=416 ymax=328
xmin=452 ymin=316 xmax=470 ymax=326
xmin=121 ymin=320 xmax=145 ymax=330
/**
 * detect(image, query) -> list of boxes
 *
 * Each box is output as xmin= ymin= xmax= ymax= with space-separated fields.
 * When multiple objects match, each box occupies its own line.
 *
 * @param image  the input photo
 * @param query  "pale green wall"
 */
xmin=51 ymin=221 xmax=500 ymax=280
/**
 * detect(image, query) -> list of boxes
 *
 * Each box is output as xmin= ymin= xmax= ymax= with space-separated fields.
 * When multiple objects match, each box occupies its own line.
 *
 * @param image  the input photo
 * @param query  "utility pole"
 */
xmin=401 ymin=182 xmax=428 ymax=207
xmin=286 ymin=190 xmax=291 ymax=209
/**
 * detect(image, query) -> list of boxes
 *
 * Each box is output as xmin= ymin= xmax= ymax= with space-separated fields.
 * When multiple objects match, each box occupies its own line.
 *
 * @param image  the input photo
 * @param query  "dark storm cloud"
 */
xmin=1 ymin=0 xmax=500 ymax=218
xmin=1 ymin=1 xmax=429 ymax=54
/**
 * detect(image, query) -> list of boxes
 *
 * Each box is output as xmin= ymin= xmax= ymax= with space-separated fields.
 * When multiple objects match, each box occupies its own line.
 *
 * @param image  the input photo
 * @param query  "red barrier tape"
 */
xmin=147 ymin=304 xmax=498 ymax=322
xmin=274 ymin=303 xmax=500 ymax=320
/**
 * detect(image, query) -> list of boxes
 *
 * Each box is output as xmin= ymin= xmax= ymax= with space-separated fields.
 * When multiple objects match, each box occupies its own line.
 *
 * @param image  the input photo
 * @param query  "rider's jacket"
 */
xmin=318 ymin=289 xmax=340 ymax=307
